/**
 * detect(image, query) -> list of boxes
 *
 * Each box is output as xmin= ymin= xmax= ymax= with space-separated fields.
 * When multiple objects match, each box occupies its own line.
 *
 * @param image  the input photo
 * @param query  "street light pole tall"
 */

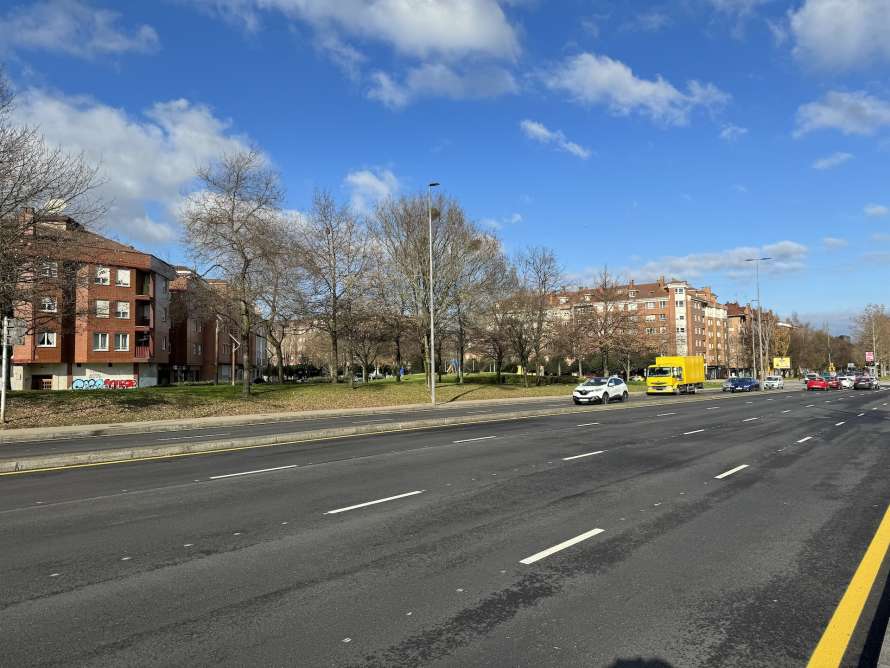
xmin=745 ymin=257 xmax=771 ymax=381
xmin=428 ymin=182 xmax=440 ymax=407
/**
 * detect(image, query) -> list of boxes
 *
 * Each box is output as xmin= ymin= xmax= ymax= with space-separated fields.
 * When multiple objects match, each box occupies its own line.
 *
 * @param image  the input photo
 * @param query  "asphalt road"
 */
xmin=1 ymin=387 xmax=888 ymax=666
xmin=4 ymin=387 xmax=727 ymax=459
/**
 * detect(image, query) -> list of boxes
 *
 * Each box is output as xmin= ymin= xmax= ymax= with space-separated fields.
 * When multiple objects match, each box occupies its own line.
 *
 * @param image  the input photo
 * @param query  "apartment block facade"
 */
xmin=11 ymin=215 xmax=176 ymax=390
xmin=548 ymin=277 xmax=732 ymax=378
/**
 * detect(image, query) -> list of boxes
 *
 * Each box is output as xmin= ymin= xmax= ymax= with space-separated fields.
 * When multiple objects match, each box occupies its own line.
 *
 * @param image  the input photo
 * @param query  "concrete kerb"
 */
xmin=0 ymin=389 xmax=796 ymax=474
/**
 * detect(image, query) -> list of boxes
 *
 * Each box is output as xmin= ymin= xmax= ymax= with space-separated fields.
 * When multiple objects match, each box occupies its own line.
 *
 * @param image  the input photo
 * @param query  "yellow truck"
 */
xmin=646 ymin=356 xmax=706 ymax=395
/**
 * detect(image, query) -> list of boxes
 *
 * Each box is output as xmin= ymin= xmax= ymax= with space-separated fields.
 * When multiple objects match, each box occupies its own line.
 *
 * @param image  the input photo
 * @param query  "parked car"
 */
xmin=572 ymin=376 xmax=629 ymax=404
xmin=854 ymin=375 xmax=881 ymax=390
xmin=727 ymin=377 xmax=760 ymax=392
xmin=763 ymin=375 xmax=784 ymax=390
xmin=806 ymin=377 xmax=829 ymax=391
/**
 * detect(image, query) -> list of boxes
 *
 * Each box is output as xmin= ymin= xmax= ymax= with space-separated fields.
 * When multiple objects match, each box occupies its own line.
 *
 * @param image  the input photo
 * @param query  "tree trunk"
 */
xmin=495 ymin=354 xmax=503 ymax=385
xmin=361 ymin=364 xmax=367 ymax=383
xmin=274 ymin=339 xmax=284 ymax=384
xmin=394 ymin=334 xmax=402 ymax=383
xmin=330 ymin=332 xmax=339 ymax=384
xmin=240 ymin=304 xmax=251 ymax=396
xmin=458 ymin=331 xmax=465 ymax=384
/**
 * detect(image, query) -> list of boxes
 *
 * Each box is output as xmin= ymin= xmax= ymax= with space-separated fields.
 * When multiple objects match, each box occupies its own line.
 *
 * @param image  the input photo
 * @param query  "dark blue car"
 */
xmin=724 ymin=377 xmax=760 ymax=392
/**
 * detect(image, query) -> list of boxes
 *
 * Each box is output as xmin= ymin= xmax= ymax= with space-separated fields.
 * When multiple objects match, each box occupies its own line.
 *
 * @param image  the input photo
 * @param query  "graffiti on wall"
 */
xmin=72 ymin=378 xmax=136 ymax=390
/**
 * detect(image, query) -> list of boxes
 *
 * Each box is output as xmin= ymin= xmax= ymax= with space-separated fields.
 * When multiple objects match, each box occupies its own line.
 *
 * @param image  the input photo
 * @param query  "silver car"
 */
xmin=763 ymin=375 xmax=784 ymax=390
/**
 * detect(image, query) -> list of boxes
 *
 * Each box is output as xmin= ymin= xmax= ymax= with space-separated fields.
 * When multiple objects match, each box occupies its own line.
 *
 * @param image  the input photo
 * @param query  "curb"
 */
xmin=0 ymin=389 xmax=792 ymax=475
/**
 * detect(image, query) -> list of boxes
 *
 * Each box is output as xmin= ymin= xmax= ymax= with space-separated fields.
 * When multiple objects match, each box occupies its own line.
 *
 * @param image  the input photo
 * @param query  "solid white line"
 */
xmin=715 ymin=464 xmax=749 ymax=480
xmin=576 ymin=422 xmax=600 ymax=427
xmin=684 ymin=429 xmax=705 ymax=435
xmin=656 ymin=412 xmax=676 ymax=417
xmin=782 ymin=410 xmax=792 ymax=413
xmin=324 ymin=490 xmax=425 ymax=515
xmin=858 ymin=413 xmax=865 ymax=417
xmin=806 ymin=404 xmax=815 ymax=408
xmin=519 ymin=528 xmax=605 ymax=565
xmin=835 ymin=421 xmax=846 ymax=426
xmin=210 ymin=464 xmax=299 ymax=480
xmin=157 ymin=433 xmax=230 ymax=441
xmin=742 ymin=417 xmax=760 ymax=422
xmin=453 ymin=435 xmax=497 ymax=443
xmin=706 ymin=407 xmax=719 ymax=410
xmin=562 ymin=450 xmax=605 ymax=461
xmin=797 ymin=436 xmax=813 ymax=443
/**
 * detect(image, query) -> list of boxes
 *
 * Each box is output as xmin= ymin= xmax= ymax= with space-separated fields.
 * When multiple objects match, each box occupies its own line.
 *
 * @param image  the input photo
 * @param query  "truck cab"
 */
xmin=646 ymin=356 xmax=705 ymax=395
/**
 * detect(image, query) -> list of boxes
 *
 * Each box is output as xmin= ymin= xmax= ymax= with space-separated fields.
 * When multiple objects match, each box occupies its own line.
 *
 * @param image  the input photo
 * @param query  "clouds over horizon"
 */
xmin=0 ymin=0 xmax=159 ymax=59
xmin=10 ymin=88 xmax=251 ymax=245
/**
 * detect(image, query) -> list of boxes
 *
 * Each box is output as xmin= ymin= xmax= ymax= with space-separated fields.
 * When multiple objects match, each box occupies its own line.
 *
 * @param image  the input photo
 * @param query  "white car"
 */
xmin=837 ymin=376 xmax=854 ymax=389
xmin=763 ymin=375 xmax=784 ymax=390
xmin=573 ymin=376 xmax=629 ymax=405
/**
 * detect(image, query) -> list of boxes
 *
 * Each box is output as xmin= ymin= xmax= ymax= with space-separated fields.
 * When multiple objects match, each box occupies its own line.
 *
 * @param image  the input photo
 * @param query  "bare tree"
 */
xmin=297 ymin=190 xmax=368 ymax=383
xmin=181 ymin=149 xmax=282 ymax=395
xmin=517 ymin=246 xmax=562 ymax=384
xmin=578 ymin=268 xmax=639 ymax=376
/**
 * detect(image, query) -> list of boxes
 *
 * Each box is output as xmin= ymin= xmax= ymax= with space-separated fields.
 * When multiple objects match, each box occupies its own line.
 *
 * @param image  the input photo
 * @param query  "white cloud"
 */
xmin=795 ymin=90 xmax=890 ymax=136
xmin=623 ymin=11 xmax=671 ymax=32
xmin=541 ymin=52 xmax=729 ymax=126
xmin=812 ymin=152 xmax=853 ymax=170
xmin=519 ymin=119 xmax=591 ymax=159
xmin=479 ymin=211 xmax=523 ymax=230
xmin=822 ymin=236 xmax=848 ymax=249
xmin=368 ymin=63 xmax=517 ymax=108
xmin=11 ymin=89 xmax=251 ymax=245
xmin=709 ymin=0 xmax=771 ymax=16
xmin=194 ymin=0 xmax=519 ymax=61
xmin=790 ymin=0 xmax=890 ymax=71
xmin=626 ymin=240 xmax=808 ymax=281
xmin=0 ymin=0 xmax=159 ymax=59
xmin=344 ymin=167 xmax=400 ymax=214
xmin=865 ymin=203 xmax=889 ymax=217
xmin=720 ymin=124 xmax=748 ymax=141
xmin=314 ymin=33 xmax=366 ymax=81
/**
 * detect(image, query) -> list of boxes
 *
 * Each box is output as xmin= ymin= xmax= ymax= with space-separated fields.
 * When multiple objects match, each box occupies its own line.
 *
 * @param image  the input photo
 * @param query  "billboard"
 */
xmin=773 ymin=357 xmax=791 ymax=370
xmin=865 ymin=351 xmax=875 ymax=363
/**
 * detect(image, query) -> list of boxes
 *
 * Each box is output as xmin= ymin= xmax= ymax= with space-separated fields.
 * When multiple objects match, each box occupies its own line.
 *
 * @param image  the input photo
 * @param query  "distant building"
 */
xmin=11 ymin=213 xmax=176 ymax=390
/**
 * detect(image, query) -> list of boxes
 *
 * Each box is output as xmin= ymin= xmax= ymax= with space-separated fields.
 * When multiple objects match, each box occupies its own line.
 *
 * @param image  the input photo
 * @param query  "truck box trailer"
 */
xmin=646 ymin=356 xmax=706 ymax=395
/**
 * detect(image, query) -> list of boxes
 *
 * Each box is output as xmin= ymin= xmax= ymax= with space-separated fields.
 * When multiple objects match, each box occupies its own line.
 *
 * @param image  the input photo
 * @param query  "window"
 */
xmin=645 ymin=301 xmax=656 ymax=309
xmin=675 ymin=287 xmax=685 ymax=295
xmin=628 ymin=290 xmax=637 ymax=298
xmin=95 ymin=266 xmax=110 ymax=285
xmin=676 ymin=300 xmax=685 ymax=308
xmin=645 ymin=327 xmax=654 ymax=335
xmin=659 ymin=314 xmax=667 ymax=321
xmin=558 ymin=296 xmax=568 ymax=304
xmin=116 ymin=269 xmax=131 ymax=287
xmin=39 ymin=297 xmax=57 ymax=312
xmin=162 ymin=307 xmax=168 ymax=323
xmin=40 ymin=261 xmax=58 ymax=278
xmin=676 ymin=327 xmax=686 ymax=333
xmin=116 ymin=301 xmax=130 ymax=319
xmin=659 ymin=300 xmax=667 ymax=308
xmin=678 ymin=314 xmax=685 ymax=320
xmin=193 ymin=343 xmax=203 ymax=355
xmin=161 ymin=278 xmax=168 ymax=294
xmin=96 ymin=300 xmax=110 ymax=318
xmin=93 ymin=332 xmax=109 ymax=351
xmin=192 ymin=320 xmax=201 ymax=332
xmin=627 ymin=303 xmax=637 ymax=310
xmin=659 ymin=327 xmax=667 ymax=334
xmin=114 ymin=333 xmax=129 ymax=351
xmin=645 ymin=315 xmax=656 ymax=322
xmin=37 ymin=331 xmax=56 ymax=347
xmin=161 ymin=336 xmax=168 ymax=352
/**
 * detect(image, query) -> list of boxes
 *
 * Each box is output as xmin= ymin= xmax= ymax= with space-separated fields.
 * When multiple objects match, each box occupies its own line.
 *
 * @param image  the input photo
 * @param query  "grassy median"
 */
xmin=1 ymin=374 xmax=738 ymax=430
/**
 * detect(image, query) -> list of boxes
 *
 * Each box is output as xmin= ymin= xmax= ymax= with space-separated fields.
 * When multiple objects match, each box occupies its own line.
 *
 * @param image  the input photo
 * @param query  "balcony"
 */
xmin=134 ymin=345 xmax=151 ymax=359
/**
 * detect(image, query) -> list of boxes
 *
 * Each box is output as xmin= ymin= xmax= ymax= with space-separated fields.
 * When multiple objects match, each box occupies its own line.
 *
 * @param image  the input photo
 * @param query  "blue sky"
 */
xmin=2 ymin=0 xmax=889 ymax=333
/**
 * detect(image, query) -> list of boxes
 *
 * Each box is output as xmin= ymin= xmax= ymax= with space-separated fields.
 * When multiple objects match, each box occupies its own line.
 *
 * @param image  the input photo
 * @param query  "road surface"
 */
xmin=1 ymin=388 xmax=888 ymax=666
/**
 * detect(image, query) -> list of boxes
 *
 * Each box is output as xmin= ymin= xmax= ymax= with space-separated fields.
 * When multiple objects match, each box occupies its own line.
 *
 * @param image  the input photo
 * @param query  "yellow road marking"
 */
xmin=807 ymin=504 xmax=890 ymax=667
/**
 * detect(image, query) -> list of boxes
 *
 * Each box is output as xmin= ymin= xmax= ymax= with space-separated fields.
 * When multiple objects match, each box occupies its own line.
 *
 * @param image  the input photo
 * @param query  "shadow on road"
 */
xmin=607 ymin=659 xmax=674 ymax=668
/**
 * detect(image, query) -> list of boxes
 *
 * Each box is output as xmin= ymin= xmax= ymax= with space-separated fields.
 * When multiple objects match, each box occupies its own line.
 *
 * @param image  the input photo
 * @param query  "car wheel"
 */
xmin=601 ymin=392 xmax=609 ymax=404
xmin=622 ymin=391 xmax=629 ymax=402
xmin=573 ymin=398 xmax=581 ymax=405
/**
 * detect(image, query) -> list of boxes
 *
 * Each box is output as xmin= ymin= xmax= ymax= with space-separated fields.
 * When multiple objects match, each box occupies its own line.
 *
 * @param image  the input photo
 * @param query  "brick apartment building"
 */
xmin=548 ymin=277 xmax=732 ymax=378
xmin=11 ymin=214 xmax=176 ymax=390
xmin=168 ymin=268 xmax=266 ymax=383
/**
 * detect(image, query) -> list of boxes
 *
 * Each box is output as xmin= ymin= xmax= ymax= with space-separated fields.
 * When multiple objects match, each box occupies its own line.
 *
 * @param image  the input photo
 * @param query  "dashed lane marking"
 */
xmin=453 ymin=436 xmax=497 ymax=444
xmin=797 ymin=436 xmax=813 ymax=443
xmin=683 ymin=429 xmax=705 ymax=435
xmin=714 ymin=464 xmax=749 ymax=479
xmin=324 ymin=490 xmax=425 ymax=515
xmin=562 ymin=450 xmax=605 ymax=461
xmin=209 ymin=464 xmax=299 ymax=480
xmin=519 ymin=528 xmax=605 ymax=565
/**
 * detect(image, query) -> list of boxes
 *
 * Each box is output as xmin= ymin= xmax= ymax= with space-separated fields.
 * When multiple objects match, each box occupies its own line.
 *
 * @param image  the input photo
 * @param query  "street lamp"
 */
xmin=428 ymin=181 xmax=440 ymax=407
xmin=745 ymin=257 xmax=771 ymax=381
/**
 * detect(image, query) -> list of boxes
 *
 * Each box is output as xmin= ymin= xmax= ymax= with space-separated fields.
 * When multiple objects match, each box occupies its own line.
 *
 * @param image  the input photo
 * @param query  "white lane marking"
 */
xmin=156 ymin=432 xmax=230 ymax=441
xmin=797 ymin=436 xmax=813 ymax=443
xmin=684 ymin=429 xmax=705 ymax=435
xmin=49 ymin=573 xmax=60 ymax=577
xmin=825 ymin=400 xmax=831 ymax=403
xmin=742 ymin=417 xmax=760 ymax=422
xmin=210 ymin=464 xmax=298 ymax=480
xmin=453 ymin=435 xmax=497 ymax=444
xmin=767 ymin=398 xmax=774 ymax=401
xmin=714 ymin=464 xmax=749 ymax=480
xmin=120 ymin=556 xmax=132 ymax=561
xmin=835 ymin=421 xmax=846 ymax=426
xmin=782 ymin=410 xmax=792 ymax=414
xmin=519 ymin=528 xmax=605 ymax=565
xmin=746 ymin=401 xmax=754 ymax=404
xmin=858 ymin=412 xmax=865 ymax=417
xmin=562 ymin=450 xmax=605 ymax=461
xmin=657 ymin=412 xmax=676 ymax=417
xmin=806 ymin=404 xmax=815 ymax=408
xmin=324 ymin=490 xmax=425 ymax=515
xmin=352 ymin=418 xmax=387 ymax=423
xmin=706 ymin=407 xmax=719 ymax=410
xmin=873 ymin=408 xmax=879 ymax=411
xmin=576 ymin=422 xmax=600 ymax=427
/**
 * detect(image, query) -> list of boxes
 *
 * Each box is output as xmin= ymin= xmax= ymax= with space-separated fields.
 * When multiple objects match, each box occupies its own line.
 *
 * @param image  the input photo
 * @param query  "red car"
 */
xmin=827 ymin=377 xmax=841 ymax=390
xmin=806 ymin=378 xmax=829 ymax=391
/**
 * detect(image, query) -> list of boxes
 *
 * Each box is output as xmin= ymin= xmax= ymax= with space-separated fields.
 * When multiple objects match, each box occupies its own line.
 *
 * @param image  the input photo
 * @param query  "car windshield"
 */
xmin=766 ymin=377 xmax=780 ymax=381
xmin=582 ymin=378 xmax=607 ymax=386
xmin=648 ymin=367 xmax=672 ymax=377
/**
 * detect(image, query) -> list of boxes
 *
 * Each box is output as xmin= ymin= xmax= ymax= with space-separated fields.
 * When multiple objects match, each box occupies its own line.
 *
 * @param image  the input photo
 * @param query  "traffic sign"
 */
xmin=866 ymin=351 xmax=875 ymax=363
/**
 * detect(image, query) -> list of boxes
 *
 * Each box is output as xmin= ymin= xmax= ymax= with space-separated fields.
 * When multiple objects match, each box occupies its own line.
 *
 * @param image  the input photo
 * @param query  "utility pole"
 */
xmin=745 ymin=257 xmax=771 ymax=381
xmin=427 ymin=181 xmax=440 ymax=407
xmin=749 ymin=304 xmax=757 ymax=379
xmin=1 ymin=316 xmax=8 ymax=426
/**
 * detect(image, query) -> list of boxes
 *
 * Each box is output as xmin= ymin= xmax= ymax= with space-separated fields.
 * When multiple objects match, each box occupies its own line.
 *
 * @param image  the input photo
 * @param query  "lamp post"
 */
xmin=745 ymin=257 xmax=771 ymax=381
xmin=428 ymin=181 xmax=440 ymax=407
